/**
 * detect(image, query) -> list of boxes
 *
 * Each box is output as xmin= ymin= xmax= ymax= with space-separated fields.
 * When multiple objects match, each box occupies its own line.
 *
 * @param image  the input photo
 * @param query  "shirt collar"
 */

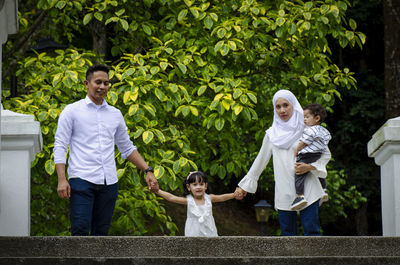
xmin=84 ymin=95 xmax=108 ymax=108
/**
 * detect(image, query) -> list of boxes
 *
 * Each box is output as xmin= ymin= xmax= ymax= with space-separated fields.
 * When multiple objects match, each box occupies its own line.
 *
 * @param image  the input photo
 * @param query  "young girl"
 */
xmin=155 ymin=171 xmax=235 ymax=237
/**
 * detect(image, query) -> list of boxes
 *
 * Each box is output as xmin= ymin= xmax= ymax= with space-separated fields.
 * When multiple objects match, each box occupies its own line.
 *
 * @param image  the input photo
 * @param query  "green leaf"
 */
xmin=108 ymin=91 xmax=118 ymax=105
xmin=173 ymin=160 xmax=180 ymax=173
xmin=150 ymin=66 xmax=160 ymax=75
xmin=210 ymin=13 xmax=218 ymax=22
xmin=154 ymin=88 xmax=166 ymax=101
xmin=128 ymin=104 xmax=139 ymax=116
xmin=48 ymin=109 xmax=58 ymax=119
xmin=217 ymin=28 xmax=226 ymax=38
xmin=142 ymin=23 xmax=152 ymax=35
xmin=233 ymin=104 xmax=243 ymax=115
xmin=154 ymin=166 xmax=165 ymax=179
xmin=52 ymin=73 xmax=63 ymax=87
xmin=289 ymin=23 xmax=297 ymax=35
xmin=189 ymin=106 xmax=199 ymax=116
xmin=299 ymin=76 xmax=308 ymax=86
xmin=320 ymin=16 xmax=329 ymax=24
xmin=357 ymin=32 xmax=366 ymax=44
xmin=240 ymin=94 xmax=248 ymax=104
xmin=330 ymin=5 xmax=339 ymax=17
xmin=247 ymin=93 xmax=257 ymax=104
xmin=227 ymin=162 xmax=235 ymax=173
xmin=83 ymin=13 xmax=93 ymax=25
xmin=178 ymin=9 xmax=188 ymax=22
xmin=45 ymin=160 xmax=55 ymax=175
xmin=214 ymin=118 xmax=225 ymax=131
xmin=24 ymin=58 xmax=36 ymax=67
xmin=217 ymin=165 xmax=226 ymax=179
xmin=94 ymin=12 xmax=103 ymax=21
xmin=349 ymin=18 xmax=357 ymax=30
xmin=120 ymin=19 xmax=129 ymax=31
xmin=160 ymin=62 xmax=168 ymax=71
xmin=214 ymin=40 xmax=224 ymax=53
xmin=55 ymin=0 xmax=66 ymax=9
xmin=117 ymin=168 xmax=126 ymax=179
xmin=323 ymin=94 xmax=331 ymax=102
xmin=228 ymin=41 xmax=237 ymax=51
xmin=134 ymin=127 xmax=144 ymax=139
xmin=177 ymin=63 xmax=187 ymax=74
xmin=220 ymin=44 xmax=229 ymax=56
xmin=204 ymin=16 xmax=213 ymax=29
xmin=115 ymin=9 xmax=125 ymax=16
xmin=198 ymin=85 xmax=207 ymax=96
xmin=276 ymin=17 xmax=285 ymax=26
xmin=41 ymin=126 xmax=49 ymax=135
xmin=142 ymin=130 xmax=154 ymax=144
xmin=190 ymin=7 xmax=199 ymax=18
xmin=37 ymin=111 xmax=48 ymax=122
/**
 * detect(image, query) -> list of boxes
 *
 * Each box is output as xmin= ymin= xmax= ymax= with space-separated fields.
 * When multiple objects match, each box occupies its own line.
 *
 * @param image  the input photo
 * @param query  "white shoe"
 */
xmin=322 ymin=190 xmax=329 ymax=202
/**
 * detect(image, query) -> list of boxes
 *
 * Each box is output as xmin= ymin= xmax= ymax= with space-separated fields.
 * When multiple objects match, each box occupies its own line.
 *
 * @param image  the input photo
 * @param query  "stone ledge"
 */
xmin=1 ymin=257 xmax=399 ymax=265
xmin=1 ymin=236 xmax=399 ymax=258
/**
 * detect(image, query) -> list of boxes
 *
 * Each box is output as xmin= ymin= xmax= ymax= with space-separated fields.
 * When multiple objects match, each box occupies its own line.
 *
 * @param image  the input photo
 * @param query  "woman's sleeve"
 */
xmin=238 ymin=133 xmax=272 ymax=193
xmin=309 ymin=147 xmax=331 ymax=179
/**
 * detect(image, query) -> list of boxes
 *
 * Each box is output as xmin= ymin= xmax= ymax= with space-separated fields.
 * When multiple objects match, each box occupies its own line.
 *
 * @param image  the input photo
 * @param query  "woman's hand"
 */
xmin=234 ymin=187 xmax=247 ymax=200
xmin=294 ymin=162 xmax=316 ymax=175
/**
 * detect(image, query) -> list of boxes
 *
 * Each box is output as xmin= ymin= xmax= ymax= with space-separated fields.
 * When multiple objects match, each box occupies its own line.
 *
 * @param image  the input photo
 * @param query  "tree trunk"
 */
xmin=384 ymin=0 xmax=400 ymax=119
xmin=356 ymin=202 xmax=369 ymax=235
xmin=89 ymin=20 xmax=107 ymax=58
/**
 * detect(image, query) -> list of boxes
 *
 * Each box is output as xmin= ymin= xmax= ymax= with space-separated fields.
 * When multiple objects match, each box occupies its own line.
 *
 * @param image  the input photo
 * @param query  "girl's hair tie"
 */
xmin=187 ymin=171 xmax=200 ymax=180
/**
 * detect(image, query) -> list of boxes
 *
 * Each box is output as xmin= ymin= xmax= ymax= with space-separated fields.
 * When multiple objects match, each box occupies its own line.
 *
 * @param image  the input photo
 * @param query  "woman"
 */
xmin=235 ymin=90 xmax=331 ymax=236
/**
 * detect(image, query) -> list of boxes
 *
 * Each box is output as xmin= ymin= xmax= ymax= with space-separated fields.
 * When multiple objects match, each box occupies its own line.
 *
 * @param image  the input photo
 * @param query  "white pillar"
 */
xmin=0 ymin=110 xmax=42 ymax=236
xmin=367 ymin=117 xmax=400 ymax=236
xmin=1 ymin=0 xmax=20 ymax=161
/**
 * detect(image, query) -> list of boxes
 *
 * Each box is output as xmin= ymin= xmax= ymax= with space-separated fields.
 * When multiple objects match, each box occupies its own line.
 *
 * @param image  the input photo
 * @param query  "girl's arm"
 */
xmin=210 ymin=193 xmax=235 ymax=203
xmin=156 ymin=189 xmax=187 ymax=205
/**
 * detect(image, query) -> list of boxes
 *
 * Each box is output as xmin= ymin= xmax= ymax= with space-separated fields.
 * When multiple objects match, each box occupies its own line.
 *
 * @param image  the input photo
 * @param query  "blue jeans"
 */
xmin=278 ymin=200 xmax=321 ymax=236
xmin=69 ymin=178 xmax=118 ymax=236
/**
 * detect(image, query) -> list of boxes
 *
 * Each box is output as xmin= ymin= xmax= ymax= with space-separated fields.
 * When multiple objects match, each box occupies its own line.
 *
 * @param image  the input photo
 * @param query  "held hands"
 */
xmin=234 ymin=187 xmax=247 ymax=200
xmin=146 ymin=172 xmax=159 ymax=193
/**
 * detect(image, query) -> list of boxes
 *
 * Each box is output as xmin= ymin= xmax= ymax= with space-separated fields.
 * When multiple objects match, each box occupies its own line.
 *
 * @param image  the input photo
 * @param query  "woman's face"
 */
xmin=275 ymin=98 xmax=293 ymax=121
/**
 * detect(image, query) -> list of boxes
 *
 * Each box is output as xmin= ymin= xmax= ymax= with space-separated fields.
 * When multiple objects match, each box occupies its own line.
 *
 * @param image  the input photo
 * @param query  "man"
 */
xmin=54 ymin=64 xmax=158 ymax=236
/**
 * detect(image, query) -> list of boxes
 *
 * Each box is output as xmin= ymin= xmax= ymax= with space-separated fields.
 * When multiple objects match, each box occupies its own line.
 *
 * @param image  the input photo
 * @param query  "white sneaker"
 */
xmin=322 ymin=190 xmax=329 ymax=202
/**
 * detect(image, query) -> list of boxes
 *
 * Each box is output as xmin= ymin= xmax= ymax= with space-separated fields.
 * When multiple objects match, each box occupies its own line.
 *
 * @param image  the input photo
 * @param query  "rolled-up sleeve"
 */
xmin=53 ymin=107 xmax=72 ymax=164
xmin=238 ymin=134 xmax=272 ymax=193
xmin=114 ymin=112 xmax=136 ymax=159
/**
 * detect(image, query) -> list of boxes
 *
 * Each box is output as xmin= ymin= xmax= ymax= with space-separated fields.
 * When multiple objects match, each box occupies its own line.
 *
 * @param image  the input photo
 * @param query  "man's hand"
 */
xmin=146 ymin=172 xmax=159 ymax=193
xmin=234 ymin=187 xmax=247 ymax=200
xmin=57 ymin=178 xmax=71 ymax=199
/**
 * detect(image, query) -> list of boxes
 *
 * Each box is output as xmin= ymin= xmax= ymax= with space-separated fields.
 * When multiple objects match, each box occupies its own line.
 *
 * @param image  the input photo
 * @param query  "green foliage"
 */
xmin=320 ymin=163 xmax=367 ymax=224
xmin=3 ymin=0 xmax=367 ymax=235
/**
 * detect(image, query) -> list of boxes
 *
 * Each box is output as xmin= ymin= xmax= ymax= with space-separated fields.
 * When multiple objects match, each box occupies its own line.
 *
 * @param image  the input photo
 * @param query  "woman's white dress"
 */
xmin=184 ymin=194 xmax=218 ymax=236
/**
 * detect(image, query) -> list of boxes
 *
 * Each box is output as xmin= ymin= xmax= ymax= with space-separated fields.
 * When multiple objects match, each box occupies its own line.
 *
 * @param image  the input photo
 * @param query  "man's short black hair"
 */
xmin=86 ymin=64 xmax=109 ymax=81
xmin=304 ymin=103 xmax=327 ymax=123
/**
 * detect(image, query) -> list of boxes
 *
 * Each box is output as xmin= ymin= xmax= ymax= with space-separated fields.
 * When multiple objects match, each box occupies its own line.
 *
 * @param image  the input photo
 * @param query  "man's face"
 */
xmin=84 ymin=71 xmax=110 ymax=105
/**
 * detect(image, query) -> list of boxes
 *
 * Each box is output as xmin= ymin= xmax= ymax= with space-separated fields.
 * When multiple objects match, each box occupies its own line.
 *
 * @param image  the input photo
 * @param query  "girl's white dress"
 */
xmin=184 ymin=194 xmax=218 ymax=237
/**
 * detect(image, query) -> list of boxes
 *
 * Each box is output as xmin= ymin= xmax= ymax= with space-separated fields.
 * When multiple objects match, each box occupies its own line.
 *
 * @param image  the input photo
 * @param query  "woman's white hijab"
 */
xmin=266 ymin=89 xmax=304 ymax=149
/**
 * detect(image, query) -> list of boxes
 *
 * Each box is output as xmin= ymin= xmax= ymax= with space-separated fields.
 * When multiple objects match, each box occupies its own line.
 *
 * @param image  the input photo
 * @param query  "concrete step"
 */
xmin=1 ymin=236 xmax=399 ymax=264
